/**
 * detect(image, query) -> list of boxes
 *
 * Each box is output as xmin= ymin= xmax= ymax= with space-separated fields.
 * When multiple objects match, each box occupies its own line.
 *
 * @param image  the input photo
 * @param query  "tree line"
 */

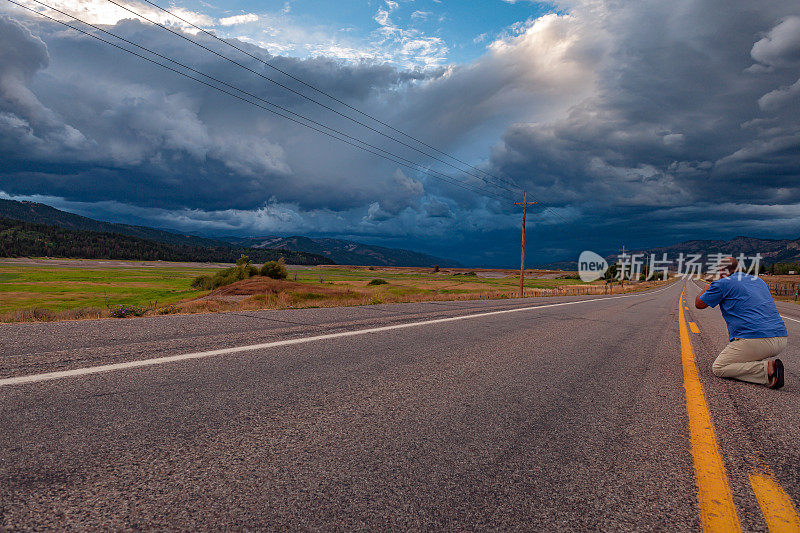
xmin=763 ymin=262 xmax=800 ymax=275
xmin=0 ymin=218 xmax=334 ymax=265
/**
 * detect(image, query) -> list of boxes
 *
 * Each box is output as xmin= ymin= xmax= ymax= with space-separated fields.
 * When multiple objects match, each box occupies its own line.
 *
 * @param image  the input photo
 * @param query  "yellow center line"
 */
xmin=678 ymin=286 xmax=742 ymax=531
xmin=750 ymin=472 xmax=800 ymax=532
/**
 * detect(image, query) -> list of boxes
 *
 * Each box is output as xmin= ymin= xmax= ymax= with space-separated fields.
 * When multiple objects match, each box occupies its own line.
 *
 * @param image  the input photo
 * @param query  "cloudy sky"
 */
xmin=1 ymin=0 xmax=799 ymax=266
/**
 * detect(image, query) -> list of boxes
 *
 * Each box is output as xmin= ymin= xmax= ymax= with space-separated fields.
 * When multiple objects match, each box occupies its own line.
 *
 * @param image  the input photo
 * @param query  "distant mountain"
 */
xmin=0 ymin=199 xmax=456 ymax=266
xmin=227 ymin=235 xmax=461 ymax=267
xmin=0 ymin=200 xmax=333 ymax=265
xmin=0 ymin=199 xmax=228 ymax=248
xmin=544 ymin=236 xmax=800 ymax=270
xmin=639 ymin=236 xmax=800 ymax=263
xmin=0 ymin=217 xmax=334 ymax=264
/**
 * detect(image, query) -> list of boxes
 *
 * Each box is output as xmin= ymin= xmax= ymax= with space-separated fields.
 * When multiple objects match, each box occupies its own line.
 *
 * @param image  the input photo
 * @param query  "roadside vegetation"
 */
xmin=0 ymin=258 xmax=672 ymax=322
xmin=191 ymin=255 xmax=288 ymax=290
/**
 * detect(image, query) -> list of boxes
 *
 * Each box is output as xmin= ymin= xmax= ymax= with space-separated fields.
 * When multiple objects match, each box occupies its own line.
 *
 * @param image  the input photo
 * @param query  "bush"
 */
xmin=192 ymin=262 xmax=260 ymax=290
xmin=192 ymin=274 xmax=214 ymax=290
xmin=367 ymin=278 xmax=388 ymax=285
xmin=260 ymin=258 xmax=288 ymax=279
xmin=158 ymin=304 xmax=180 ymax=315
xmin=110 ymin=304 xmax=147 ymax=318
xmin=367 ymin=296 xmax=383 ymax=305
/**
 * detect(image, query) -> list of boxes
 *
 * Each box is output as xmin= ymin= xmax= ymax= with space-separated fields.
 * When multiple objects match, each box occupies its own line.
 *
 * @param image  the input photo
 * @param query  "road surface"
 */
xmin=1 ymin=280 xmax=798 ymax=530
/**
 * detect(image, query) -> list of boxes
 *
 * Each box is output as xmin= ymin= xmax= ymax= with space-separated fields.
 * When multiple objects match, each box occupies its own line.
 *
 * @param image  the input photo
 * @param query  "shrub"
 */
xmin=367 ymin=278 xmax=388 ymax=285
xmin=367 ymin=296 xmax=383 ymax=305
xmin=192 ymin=262 xmax=260 ymax=290
xmin=260 ymin=257 xmax=288 ymax=279
xmin=434 ymin=265 xmax=440 ymax=273
xmin=192 ymin=274 xmax=214 ymax=290
xmin=110 ymin=304 xmax=147 ymax=318
xmin=465 ymin=271 xmax=477 ymax=277
xmin=158 ymin=304 xmax=180 ymax=315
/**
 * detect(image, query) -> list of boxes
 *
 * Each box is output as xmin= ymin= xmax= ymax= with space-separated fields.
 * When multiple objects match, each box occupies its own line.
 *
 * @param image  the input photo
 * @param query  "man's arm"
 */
xmin=695 ymin=291 xmax=708 ymax=309
xmin=696 ymin=281 xmax=721 ymax=309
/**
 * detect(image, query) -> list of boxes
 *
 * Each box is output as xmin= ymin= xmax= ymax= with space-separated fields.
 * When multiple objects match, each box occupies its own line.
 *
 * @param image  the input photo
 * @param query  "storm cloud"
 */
xmin=1 ymin=0 xmax=799 ymax=266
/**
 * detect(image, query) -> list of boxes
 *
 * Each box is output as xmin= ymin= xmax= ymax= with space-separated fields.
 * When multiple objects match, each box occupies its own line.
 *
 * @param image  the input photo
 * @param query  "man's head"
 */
xmin=718 ymin=256 xmax=738 ymax=278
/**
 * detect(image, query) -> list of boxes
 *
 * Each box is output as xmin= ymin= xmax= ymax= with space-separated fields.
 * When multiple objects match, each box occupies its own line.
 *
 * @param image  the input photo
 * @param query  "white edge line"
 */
xmin=0 ymin=284 xmax=675 ymax=387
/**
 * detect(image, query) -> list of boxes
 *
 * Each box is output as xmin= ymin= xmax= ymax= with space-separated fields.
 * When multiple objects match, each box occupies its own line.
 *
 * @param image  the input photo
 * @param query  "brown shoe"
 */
xmin=768 ymin=359 xmax=784 ymax=389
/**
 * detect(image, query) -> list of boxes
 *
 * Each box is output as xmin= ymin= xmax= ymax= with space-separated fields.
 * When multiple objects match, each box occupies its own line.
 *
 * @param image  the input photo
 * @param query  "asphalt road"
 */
xmin=0 ymin=280 xmax=798 ymax=530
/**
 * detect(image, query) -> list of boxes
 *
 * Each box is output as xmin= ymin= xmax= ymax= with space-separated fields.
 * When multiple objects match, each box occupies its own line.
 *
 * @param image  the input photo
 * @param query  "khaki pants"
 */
xmin=712 ymin=337 xmax=788 ymax=385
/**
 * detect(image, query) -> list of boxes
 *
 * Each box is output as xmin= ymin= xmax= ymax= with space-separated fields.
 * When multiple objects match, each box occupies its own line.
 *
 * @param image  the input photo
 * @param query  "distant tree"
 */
xmin=603 ymin=263 xmax=619 ymax=281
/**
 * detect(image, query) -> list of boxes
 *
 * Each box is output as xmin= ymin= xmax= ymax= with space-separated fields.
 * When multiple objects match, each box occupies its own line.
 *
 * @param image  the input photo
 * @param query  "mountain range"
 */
xmin=226 ymin=236 xmax=460 ymax=267
xmin=546 ymin=236 xmax=800 ymax=270
xmin=638 ymin=236 xmax=800 ymax=263
xmin=4 ymin=199 xmax=797 ymax=269
xmin=0 ymin=199 xmax=227 ymax=248
xmin=0 ymin=200 xmax=458 ymax=267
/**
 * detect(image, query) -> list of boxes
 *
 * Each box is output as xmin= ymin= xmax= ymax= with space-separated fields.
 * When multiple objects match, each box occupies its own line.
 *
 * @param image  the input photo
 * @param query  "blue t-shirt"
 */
xmin=700 ymin=274 xmax=788 ymax=341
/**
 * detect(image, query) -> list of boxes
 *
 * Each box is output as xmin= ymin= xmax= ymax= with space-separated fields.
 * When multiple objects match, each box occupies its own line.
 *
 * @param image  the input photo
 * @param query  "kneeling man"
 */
xmin=695 ymin=256 xmax=788 ymax=389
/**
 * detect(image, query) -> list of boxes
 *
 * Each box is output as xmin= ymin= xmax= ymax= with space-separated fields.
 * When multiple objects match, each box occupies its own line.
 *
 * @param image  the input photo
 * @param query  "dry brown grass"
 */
xmin=169 ymin=276 xmax=669 ymax=317
xmin=761 ymin=275 xmax=800 ymax=283
xmin=1 ymin=307 xmax=106 ymax=322
xmin=761 ymin=275 xmax=800 ymax=304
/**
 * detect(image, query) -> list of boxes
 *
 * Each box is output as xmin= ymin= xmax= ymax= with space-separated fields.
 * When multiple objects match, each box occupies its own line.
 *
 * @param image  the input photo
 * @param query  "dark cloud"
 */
xmin=1 ymin=0 xmax=800 ymax=267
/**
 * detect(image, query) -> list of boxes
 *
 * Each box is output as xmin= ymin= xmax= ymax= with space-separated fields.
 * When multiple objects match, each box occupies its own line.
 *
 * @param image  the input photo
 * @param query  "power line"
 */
xmin=137 ymin=0 xmax=523 ymax=190
xmin=94 ymin=0 xmax=523 ymax=199
xmin=6 ymin=0 xmax=513 ymax=203
xmin=17 ymin=0 xmax=514 ymax=202
xmin=131 ymin=0 xmax=573 ymax=224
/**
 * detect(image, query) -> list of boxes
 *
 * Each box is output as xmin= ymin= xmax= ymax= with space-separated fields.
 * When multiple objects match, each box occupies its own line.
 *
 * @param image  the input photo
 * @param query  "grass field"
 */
xmin=0 ymin=259 xmax=662 ymax=322
xmin=0 ymin=259 xmax=214 ymax=319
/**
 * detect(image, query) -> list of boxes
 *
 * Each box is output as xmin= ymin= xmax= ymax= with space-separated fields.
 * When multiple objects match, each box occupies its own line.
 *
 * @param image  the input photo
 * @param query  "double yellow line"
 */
xmin=678 ymin=286 xmax=800 ymax=532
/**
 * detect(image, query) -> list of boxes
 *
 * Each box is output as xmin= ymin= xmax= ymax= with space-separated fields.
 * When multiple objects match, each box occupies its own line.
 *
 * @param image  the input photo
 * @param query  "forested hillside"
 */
xmin=0 ymin=218 xmax=334 ymax=265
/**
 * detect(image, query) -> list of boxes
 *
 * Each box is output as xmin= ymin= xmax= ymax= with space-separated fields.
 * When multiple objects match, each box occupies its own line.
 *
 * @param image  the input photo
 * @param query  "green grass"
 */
xmin=0 ymin=262 xmax=208 ymax=313
xmin=0 ymin=261 xmax=601 ymax=320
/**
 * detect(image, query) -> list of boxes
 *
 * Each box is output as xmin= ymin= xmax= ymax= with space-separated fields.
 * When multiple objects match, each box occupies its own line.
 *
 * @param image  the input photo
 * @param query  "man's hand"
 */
xmin=695 ymin=285 xmax=709 ymax=309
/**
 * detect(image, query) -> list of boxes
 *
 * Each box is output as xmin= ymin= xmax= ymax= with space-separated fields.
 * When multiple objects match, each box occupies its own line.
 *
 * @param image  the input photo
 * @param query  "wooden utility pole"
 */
xmin=515 ymin=191 xmax=537 ymax=298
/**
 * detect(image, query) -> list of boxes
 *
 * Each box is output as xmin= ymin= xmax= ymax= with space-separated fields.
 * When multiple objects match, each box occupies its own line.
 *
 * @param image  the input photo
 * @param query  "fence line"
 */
xmin=511 ymin=284 xmax=622 ymax=299
xmin=767 ymin=281 xmax=800 ymax=299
